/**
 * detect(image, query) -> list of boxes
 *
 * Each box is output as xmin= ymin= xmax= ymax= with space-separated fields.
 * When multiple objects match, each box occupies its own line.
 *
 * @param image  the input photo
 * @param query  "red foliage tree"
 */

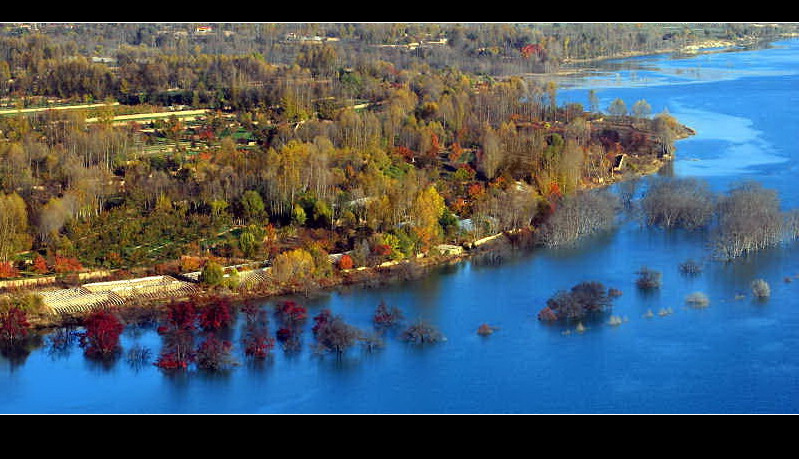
xmin=158 ymin=300 xmax=198 ymax=334
xmin=154 ymin=350 xmax=192 ymax=370
xmin=337 ymin=253 xmax=354 ymax=270
xmin=312 ymin=309 xmax=333 ymax=335
xmin=241 ymin=302 xmax=275 ymax=359
xmin=372 ymin=244 xmax=392 ymax=259
xmin=80 ymin=310 xmax=125 ymax=358
xmin=0 ymin=261 xmax=19 ymax=279
xmin=275 ymin=327 xmax=294 ymax=342
xmin=244 ymin=332 xmax=275 ymax=359
xmin=32 ymin=255 xmax=49 ymax=274
xmin=273 ymin=301 xmax=307 ymax=325
xmin=0 ymin=306 xmax=30 ymax=344
xmin=199 ymin=297 xmax=234 ymax=331
xmin=52 ymin=255 xmax=83 ymax=274
xmin=155 ymin=300 xmax=198 ymax=370
xmin=373 ymin=300 xmax=404 ymax=328
xmin=195 ymin=334 xmax=235 ymax=371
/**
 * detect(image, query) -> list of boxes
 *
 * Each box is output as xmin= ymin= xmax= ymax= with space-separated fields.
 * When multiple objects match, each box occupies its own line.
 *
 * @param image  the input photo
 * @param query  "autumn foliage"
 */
xmin=195 ymin=334 xmax=236 ymax=371
xmin=52 ymin=255 xmax=84 ymax=274
xmin=373 ymin=300 xmax=404 ymax=328
xmin=0 ymin=261 xmax=19 ymax=279
xmin=337 ymin=253 xmax=354 ymax=270
xmin=198 ymin=297 xmax=234 ymax=331
xmin=32 ymin=255 xmax=49 ymax=274
xmin=273 ymin=301 xmax=308 ymax=325
xmin=0 ymin=306 xmax=30 ymax=345
xmin=80 ymin=310 xmax=125 ymax=358
xmin=158 ymin=300 xmax=198 ymax=334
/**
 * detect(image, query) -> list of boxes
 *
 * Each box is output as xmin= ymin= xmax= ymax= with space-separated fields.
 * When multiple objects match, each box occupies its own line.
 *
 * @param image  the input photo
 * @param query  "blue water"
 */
xmin=4 ymin=40 xmax=799 ymax=414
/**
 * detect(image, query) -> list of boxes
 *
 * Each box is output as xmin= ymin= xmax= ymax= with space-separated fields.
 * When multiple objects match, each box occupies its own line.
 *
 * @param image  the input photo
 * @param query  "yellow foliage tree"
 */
xmin=271 ymin=248 xmax=316 ymax=284
xmin=411 ymin=185 xmax=445 ymax=251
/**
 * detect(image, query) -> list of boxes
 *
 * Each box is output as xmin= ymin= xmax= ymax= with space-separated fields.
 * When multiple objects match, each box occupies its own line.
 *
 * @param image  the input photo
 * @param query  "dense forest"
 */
xmin=0 ymin=22 xmax=794 ymax=289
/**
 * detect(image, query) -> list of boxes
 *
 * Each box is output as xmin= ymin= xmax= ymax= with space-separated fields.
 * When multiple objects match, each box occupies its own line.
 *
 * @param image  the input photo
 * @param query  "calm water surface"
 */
xmin=4 ymin=40 xmax=799 ymax=414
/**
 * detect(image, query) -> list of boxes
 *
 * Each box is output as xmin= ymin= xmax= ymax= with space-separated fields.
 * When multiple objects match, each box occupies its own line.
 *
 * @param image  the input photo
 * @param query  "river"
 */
xmin=3 ymin=39 xmax=799 ymax=414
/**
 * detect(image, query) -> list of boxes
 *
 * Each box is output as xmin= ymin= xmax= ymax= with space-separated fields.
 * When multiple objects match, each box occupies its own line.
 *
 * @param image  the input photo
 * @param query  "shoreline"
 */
xmin=14 ymin=117 xmax=695 ymax=331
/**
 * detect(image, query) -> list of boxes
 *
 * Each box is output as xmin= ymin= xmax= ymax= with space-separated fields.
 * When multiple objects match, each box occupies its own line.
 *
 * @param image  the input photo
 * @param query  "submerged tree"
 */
xmin=373 ymin=300 xmax=404 ymax=328
xmin=400 ymin=319 xmax=444 ymax=344
xmin=196 ymin=333 xmax=237 ymax=372
xmin=79 ymin=309 xmax=125 ymax=359
xmin=314 ymin=315 xmax=362 ymax=357
xmin=713 ymin=182 xmax=784 ymax=259
xmin=538 ymin=281 xmax=613 ymax=322
xmin=751 ymin=279 xmax=771 ymax=300
xmin=155 ymin=300 xmax=198 ymax=371
xmin=641 ymin=177 xmax=715 ymax=230
xmin=198 ymin=296 xmax=234 ymax=331
xmin=635 ymin=267 xmax=662 ymax=291
xmin=241 ymin=302 xmax=275 ymax=360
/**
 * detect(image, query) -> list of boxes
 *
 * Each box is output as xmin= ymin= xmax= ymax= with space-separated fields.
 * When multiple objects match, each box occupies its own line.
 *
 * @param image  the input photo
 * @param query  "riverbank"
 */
xmin=12 ymin=122 xmax=695 ymax=331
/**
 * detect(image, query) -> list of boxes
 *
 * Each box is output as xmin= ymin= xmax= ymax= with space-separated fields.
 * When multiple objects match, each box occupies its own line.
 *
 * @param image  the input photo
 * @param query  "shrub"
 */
xmin=679 ymin=259 xmax=703 ymax=276
xmin=685 ymin=291 xmax=710 ymax=308
xmin=751 ymin=279 xmax=771 ymax=299
xmin=636 ymin=267 xmax=662 ymax=290
xmin=538 ymin=281 xmax=613 ymax=322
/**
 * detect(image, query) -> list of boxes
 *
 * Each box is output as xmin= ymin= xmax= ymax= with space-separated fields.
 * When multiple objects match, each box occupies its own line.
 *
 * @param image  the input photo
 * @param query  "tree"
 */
xmin=713 ymin=182 xmax=784 ymax=259
xmin=400 ymin=319 xmax=444 ymax=344
xmin=588 ymin=89 xmax=600 ymax=113
xmin=0 ymin=192 xmax=30 ymax=262
xmin=155 ymin=302 xmax=197 ymax=371
xmin=80 ymin=310 xmax=125 ymax=359
xmin=314 ymin=315 xmax=362 ymax=356
xmin=199 ymin=297 xmax=234 ymax=331
xmin=608 ymin=98 xmax=627 ymax=118
xmin=0 ymin=306 xmax=30 ymax=347
xmin=200 ymin=261 xmax=224 ymax=286
xmin=373 ymin=300 xmax=404 ymax=328
xmin=271 ymin=248 xmax=315 ymax=284
xmin=632 ymin=99 xmax=652 ymax=119
xmin=536 ymin=189 xmax=618 ymax=247
xmin=239 ymin=302 xmax=275 ymax=360
xmin=239 ymin=190 xmax=266 ymax=223
xmin=641 ymin=177 xmax=715 ymax=230
xmin=410 ymin=185 xmax=445 ymax=251
xmin=478 ymin=125 xmax=503 ymax=180
xmin=196 ymin=334 xmax=237 ymax=372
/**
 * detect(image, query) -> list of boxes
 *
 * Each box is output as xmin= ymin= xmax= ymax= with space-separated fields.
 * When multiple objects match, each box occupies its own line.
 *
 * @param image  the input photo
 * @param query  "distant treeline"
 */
xmin=1 ymin=23 xmax=796 ymax=104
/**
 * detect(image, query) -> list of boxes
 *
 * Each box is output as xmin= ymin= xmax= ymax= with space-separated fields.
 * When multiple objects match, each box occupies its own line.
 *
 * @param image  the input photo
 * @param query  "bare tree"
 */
xmin=713 ymin=182 xmax=783 ymax=259
xmin=536 ymin=189 xmax=619 ymax=248
xmin=640 ymin=177 xmax=715 ymax=229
